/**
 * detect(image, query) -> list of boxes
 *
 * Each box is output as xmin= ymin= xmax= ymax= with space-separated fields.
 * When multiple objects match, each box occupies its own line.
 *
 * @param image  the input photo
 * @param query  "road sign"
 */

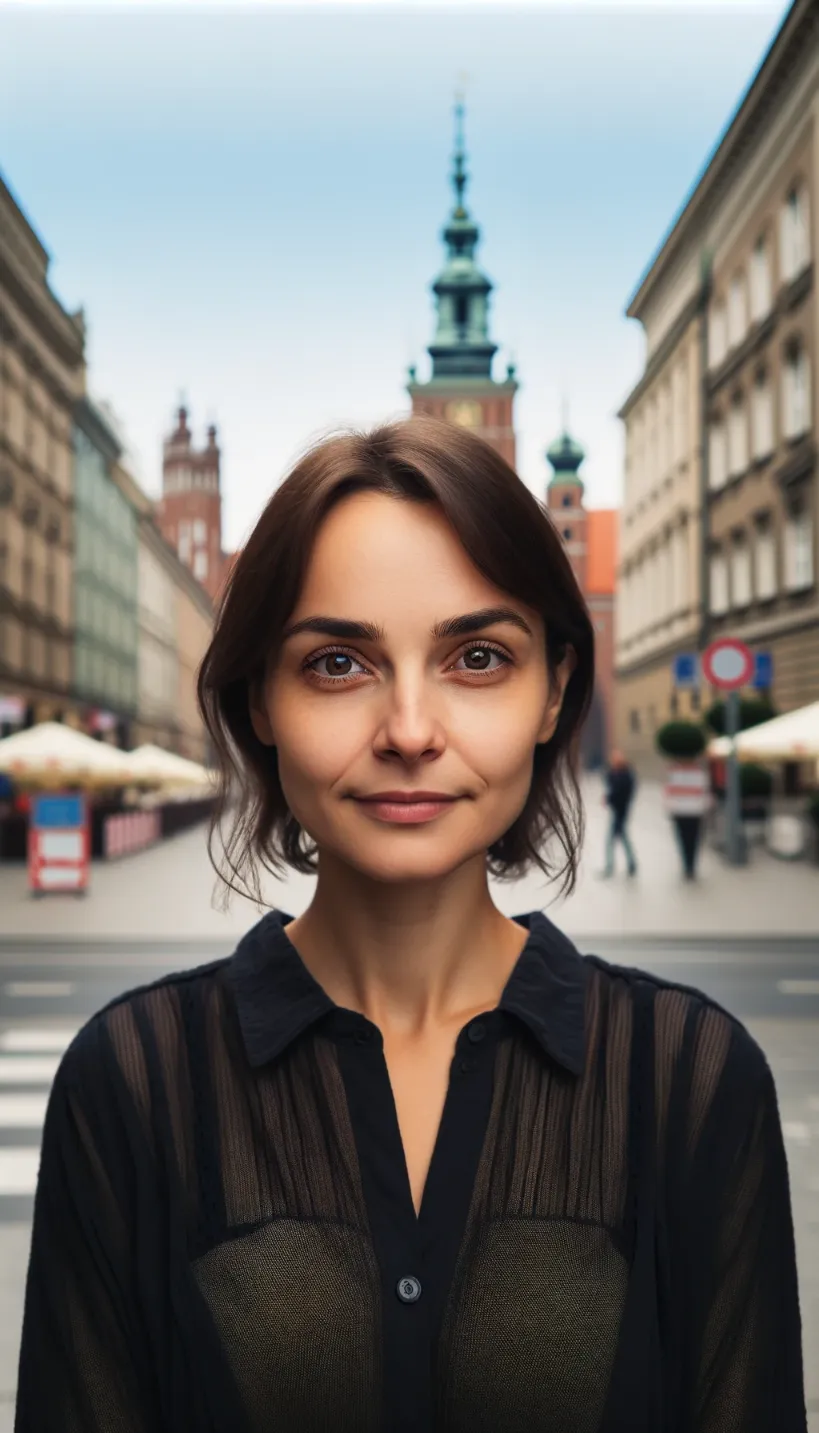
xmin=752 ymin=651 xmax=773 ymax=689
xmin=672 ymin=653 xmax=699 ymax=687
xmin=27 ymin=793 xmax=89 ymax=895
xmin=702 ymin=637 xmax=754 ymax=691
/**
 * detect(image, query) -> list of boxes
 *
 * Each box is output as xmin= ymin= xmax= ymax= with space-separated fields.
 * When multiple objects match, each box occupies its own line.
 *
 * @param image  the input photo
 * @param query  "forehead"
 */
xmin=295 ymin=491 xmax=505 ymax=608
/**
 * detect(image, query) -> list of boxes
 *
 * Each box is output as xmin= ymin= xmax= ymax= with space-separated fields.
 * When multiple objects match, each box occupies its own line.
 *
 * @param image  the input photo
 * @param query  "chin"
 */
xmin=323 ymin=831 xmax=489 ymax=886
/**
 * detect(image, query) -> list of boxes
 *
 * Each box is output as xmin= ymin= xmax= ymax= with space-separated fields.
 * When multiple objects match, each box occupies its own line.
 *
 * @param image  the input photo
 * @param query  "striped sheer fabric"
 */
xmin=14 ymin=924 xmax=806 ymax=1432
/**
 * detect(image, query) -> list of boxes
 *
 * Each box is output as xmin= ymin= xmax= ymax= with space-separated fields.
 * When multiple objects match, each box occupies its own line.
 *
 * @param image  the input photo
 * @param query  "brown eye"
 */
xmin=454 ymin=645 xmax=511 ymax=674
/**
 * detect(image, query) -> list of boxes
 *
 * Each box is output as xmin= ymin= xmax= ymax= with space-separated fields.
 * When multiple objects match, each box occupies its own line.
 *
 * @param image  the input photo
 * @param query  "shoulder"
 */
xmin=580 ymin=948 xmax=771 ymax=1114
xmin=53 ymin=953 xmax=233 ymax=1104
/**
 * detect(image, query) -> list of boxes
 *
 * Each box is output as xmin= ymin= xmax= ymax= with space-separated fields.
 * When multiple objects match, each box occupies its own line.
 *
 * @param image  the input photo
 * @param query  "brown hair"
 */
xmin=197 ymin=416 xmax=595 ymax=906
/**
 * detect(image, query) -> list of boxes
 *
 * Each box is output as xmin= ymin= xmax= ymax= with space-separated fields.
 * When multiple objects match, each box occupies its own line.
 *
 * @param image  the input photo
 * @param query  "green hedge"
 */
xmin=739 ymin=763 xmax=773 ymax=799
xmin=656 ymin=721 xmax=707 ymax=759
xmin=704 ymin=698 xmax=776 ymax=735
xmin=807 ymin=794 xmax=819 ymax=829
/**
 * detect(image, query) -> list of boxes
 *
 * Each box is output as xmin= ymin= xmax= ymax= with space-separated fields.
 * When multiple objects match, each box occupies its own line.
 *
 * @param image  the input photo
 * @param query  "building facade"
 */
xmin=72 ymin=397 xmax=139 ymax=745
xmin=0 ymin=173 xmax=86 ymax=736
xmin=407 ymin=102 xmax=518 ymax=464
xmin=544 ymin=430 xmax=617 ymax=766
xmin=615 ymin=0 xmax=819 ymax=768
xmin=175 ymin=572 xmax=214 ymax=765
xmin=158 ymin=405 xmax=233 ymax=604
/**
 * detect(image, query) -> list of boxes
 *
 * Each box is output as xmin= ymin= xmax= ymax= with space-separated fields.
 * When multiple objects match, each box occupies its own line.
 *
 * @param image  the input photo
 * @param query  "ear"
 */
xmin=248 ymin=679 xmax=275 ymax=747
xmin=536 ymin=646 xmax=576 ymax=745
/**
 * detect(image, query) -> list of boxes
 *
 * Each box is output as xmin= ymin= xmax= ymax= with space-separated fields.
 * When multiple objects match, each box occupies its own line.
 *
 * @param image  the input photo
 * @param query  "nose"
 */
xmin=372 ymin=670 xmax=446 ymax=764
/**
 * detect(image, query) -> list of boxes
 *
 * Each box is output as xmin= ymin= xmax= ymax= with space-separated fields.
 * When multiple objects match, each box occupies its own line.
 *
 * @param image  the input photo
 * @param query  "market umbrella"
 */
xmin=730 ymin=701 xmax=819 ymax=762
xmin=0 ymin=722 xmax=134 ymax=789
xmin=124 ymin=744 xmax=215 ymax=789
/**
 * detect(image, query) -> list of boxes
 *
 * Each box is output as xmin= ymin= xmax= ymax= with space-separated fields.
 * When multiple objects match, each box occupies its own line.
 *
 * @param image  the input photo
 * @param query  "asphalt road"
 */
xmin=0 ymin=936 xmax=817 ymax=1430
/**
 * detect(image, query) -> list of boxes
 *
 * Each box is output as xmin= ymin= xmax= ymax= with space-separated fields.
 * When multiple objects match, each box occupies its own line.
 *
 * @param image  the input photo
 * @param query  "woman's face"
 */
xmin=251 ymin=491 xmax=571 ymax=884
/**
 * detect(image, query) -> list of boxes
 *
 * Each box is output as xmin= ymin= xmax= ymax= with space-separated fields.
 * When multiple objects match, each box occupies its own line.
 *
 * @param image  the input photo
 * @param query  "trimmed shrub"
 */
xmin=704 ymin=698 xmax=776 ymax=735
xmin=807 ymin=793 xmax=819 ymax=829
xmin=739 ymin=763 xmax=773 ymax=799
xmin=656 ymin=721 xmax=707 ymax=759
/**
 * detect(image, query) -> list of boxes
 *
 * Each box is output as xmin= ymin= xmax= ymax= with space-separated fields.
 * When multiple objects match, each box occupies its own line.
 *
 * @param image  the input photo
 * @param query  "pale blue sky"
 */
xmin=0 ymin=2 xmax=785 ymax=550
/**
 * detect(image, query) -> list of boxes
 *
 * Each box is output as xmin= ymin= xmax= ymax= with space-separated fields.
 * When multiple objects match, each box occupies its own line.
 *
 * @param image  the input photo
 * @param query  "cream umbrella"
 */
xmin=0 ymin=722 xmax=133 ymax=789
xmin=124 ymin=744 xmax=215 ymax=789
xmin=732 ymin=701 xmax=819 ymax=762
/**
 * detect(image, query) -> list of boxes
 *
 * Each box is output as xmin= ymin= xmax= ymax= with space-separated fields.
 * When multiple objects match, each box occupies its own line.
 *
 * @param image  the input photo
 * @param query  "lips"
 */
xmin=355 ymin=792 xmax=457 ymax=803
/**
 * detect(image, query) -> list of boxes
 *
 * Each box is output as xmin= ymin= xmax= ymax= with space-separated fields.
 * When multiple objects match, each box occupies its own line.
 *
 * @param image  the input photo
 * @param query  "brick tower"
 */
xmin=407 ymin=100 xmax=518 ymax=465
xmin=158 ymin=405 xmax=225 ymax=601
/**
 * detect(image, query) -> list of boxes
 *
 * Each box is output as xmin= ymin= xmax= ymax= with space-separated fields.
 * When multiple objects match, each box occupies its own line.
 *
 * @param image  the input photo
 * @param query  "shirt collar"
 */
xmin=227 ymin=907 xmax=587 ymax=1077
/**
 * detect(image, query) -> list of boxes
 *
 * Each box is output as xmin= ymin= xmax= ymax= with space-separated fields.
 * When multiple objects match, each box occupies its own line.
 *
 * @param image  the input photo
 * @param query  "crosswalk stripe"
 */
xmin=0 ymin=1057 xmax=61 ymax=1085
xmin=0 ymin=1149 xmax=41 ymax=1195
xmin=0 ymin=1095 xmax=49 ymax=1128
xmin=0 ymin=1028 xmax=77 ymax=1054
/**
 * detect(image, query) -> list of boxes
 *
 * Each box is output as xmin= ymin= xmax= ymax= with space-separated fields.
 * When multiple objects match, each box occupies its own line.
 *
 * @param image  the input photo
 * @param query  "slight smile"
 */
xmin=352 ymin=792 xmax=461 ymax=825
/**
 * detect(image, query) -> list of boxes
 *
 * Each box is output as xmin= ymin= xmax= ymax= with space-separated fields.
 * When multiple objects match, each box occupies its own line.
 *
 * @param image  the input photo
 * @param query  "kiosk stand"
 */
xmin=27 ymin=793 xmax=90 ymax=896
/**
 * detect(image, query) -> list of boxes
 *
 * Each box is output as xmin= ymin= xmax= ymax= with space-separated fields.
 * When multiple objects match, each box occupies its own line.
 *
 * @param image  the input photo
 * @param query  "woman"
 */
xmin=15 ymin=418 xmax=805 ymax=1432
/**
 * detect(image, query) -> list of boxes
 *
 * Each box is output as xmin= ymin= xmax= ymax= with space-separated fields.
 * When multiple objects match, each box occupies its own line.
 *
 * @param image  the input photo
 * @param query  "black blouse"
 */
xmin=15 ymin=909 xmax=807 ymax=1433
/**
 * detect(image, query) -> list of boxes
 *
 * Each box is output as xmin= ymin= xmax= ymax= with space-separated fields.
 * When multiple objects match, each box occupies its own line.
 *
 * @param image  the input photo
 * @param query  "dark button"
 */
xmin=355 ymin=1027 xmax=373 ymax=1044
xmin=458 ymin=1057 xmax=474 ymax=1074
xmin=396 ymin=1275 xmax=422 ymax=1304
xmin=467 ymin=1020 xmax=487 ymax=1044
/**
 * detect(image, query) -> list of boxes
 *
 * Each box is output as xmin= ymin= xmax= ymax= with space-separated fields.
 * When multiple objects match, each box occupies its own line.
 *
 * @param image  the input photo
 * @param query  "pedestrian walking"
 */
xmin=599 ymin=748 xmax=637 ymax=877
xmin=15 ymin=418 xmax=806 ymax=1431
xmin=665 ymin=757 xmax=711 ymax=878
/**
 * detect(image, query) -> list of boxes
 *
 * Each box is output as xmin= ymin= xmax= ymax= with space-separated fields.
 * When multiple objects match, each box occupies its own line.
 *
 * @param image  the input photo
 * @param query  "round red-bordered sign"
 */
xmin=702 ymin=637 xmax=754 ymax=690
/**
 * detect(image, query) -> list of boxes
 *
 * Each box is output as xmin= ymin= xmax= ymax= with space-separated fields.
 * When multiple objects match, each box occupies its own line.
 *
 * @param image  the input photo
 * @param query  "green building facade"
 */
xmin=72 ymin=398 xmax=138 ymax=740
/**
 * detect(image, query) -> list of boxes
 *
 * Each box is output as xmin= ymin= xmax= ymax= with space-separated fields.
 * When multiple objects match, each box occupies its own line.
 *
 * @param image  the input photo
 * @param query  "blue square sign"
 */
xmin=672 ymin=653 xmax=699 ymax=688
xmin=753 ymin=651 xmax=773 ymax=689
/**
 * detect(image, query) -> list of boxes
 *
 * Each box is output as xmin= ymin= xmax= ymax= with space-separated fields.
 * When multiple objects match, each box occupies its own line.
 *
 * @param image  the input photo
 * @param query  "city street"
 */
xmin=0 ymin=780 xmax=817 ymax=1428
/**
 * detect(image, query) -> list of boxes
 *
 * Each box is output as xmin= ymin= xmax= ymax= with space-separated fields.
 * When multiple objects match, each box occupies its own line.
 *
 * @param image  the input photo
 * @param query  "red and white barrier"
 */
xmin=103 ymin=810 xmax=161 ymax=860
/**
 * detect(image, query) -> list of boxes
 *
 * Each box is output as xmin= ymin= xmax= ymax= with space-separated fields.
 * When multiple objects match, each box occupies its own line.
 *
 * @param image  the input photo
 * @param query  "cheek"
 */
xmin=268 ymin=691 xmax=366 ymax=792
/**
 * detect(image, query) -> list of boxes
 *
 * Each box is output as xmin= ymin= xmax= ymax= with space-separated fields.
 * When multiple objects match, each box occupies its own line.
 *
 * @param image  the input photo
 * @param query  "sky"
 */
xmin=0 ymin=1 xmax=787 ymax=552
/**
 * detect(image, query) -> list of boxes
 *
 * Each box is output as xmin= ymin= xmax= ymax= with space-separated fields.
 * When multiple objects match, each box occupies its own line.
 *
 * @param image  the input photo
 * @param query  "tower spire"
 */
xmin=452 ymin=94 xmax=467 ymax=217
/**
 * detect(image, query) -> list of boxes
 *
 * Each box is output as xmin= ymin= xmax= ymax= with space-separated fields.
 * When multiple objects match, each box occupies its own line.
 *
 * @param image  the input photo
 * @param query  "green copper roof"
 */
xmin=546 ymin=430 xmax=586 ymax=484
xmin=424 ymin=99 xmax=499 ymax=381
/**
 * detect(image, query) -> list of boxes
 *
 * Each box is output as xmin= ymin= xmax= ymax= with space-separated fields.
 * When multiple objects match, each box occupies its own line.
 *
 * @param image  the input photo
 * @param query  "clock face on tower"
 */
xmin=445 ymin=400 xmax=483 ymax=429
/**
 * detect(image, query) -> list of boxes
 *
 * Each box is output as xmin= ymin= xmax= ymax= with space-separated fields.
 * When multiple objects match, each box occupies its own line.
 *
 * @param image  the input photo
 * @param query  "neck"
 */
xmin=284 ymin=853 xmax=527 ymax=1042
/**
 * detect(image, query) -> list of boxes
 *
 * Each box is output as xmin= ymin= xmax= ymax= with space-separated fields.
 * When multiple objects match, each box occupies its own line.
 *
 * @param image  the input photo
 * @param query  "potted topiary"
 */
xmin=807 ymin=793 xmax=819 ymax=864
xmin=655 ymin=721 xmax=707 ymax=760
xmin=739 ymin=762 xmax=773 ymax=836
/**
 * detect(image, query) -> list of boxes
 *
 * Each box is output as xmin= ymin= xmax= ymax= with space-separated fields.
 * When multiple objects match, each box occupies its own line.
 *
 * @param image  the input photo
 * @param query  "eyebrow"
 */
xmin=281 ymin=606 xmax=534 ymax=644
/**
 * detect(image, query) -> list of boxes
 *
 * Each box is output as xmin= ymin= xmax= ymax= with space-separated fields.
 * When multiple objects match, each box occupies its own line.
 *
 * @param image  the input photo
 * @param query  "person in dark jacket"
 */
xmin=599 ymin=749 xmax=637 ymax=877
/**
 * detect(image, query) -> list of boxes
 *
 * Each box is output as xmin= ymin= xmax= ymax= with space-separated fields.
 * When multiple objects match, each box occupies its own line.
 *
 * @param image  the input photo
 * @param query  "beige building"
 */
xmin=175 ymin=571 xmax=213 ymax=765
xmin=0 ymin=173 xmax=86 ymax=732
xmin=114 ymin=457 xmax=214 ymax=758
xmin=616 ymin=0 xmax=819 ymax=768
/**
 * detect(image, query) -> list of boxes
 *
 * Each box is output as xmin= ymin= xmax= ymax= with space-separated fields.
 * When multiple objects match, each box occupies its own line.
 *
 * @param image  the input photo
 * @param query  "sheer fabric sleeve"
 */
xmin=14 ymin=1021 xmax=161 ymax=1433
xmin=682 ymin=1035 xmax=807 ymax=1433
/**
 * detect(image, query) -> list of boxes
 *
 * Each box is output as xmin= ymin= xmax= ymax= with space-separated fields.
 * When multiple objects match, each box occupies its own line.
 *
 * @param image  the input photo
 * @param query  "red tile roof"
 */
xmin=586 ymin=509 xmax=617 ymax=595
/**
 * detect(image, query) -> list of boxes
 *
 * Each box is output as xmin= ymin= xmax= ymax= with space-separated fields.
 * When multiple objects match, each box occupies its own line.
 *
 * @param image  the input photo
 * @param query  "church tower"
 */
xmin=158 ymin=405 xmax=225 ymax=602
xmin=407 ymin=100 xmax=518 ymax=465
xmin=545 ymin=420 xmax=588 ymax=593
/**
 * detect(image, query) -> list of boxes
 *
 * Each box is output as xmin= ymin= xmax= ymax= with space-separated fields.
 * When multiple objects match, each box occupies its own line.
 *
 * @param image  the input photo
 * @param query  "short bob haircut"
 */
xmin=198 ymin=416 xmax=595 ymax=905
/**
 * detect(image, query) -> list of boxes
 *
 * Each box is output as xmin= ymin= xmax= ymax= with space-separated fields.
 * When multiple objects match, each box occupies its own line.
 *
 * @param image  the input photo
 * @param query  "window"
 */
xmin=751 ymin=370 xmax=774 ymax=460
xmin=178 ymin=520 xmax=192 ymax=564
xmin=563 ymin=527 xmax=572 ymax=541
xmin=779 ymin=184 xmax=810 ymax=284
xmin=730 ymin=532 xmax=752 ymax=608
xmin=454 ymin=295 xmax=469 ymax=328
xmin=782 ymin=344 xmax=811 ymax=439
xmin=629 ymin=709 xmax=640 ymax=733
xmin=672 ymin=360 xmax=688 ymax=464
xmin=708 ymin=301 xmax=727 ymax=369
xmin=754 ymin=515 xmax=777 ymax=600
xmin=784 ymin=504 xmax=814 ymax=591
xmin=727 ymin=272 xmax=747 ymax=348
xmin=709 ymin=549 xmax=729 ymax=614
xmin=193 ymin=519 xmax=207 ymax=545
xmin=727 ymin=393 xmax=748 ymax=477
xmin=193 ymin=549 xmax=208 ymax=582
xmin=561 ymin=494 xmax=572 ymax=508
xmin=749 ymin=236 xmax=772 ymax=322
xmin=708 ymin=418 xmax=727 ymax=490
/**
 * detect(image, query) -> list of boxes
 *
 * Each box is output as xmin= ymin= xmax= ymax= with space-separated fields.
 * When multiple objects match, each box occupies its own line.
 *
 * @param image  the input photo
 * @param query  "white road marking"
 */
xmin=0 ymin=1148 xmax=40 ymax=1196
xmin=0 ymin=1056 xmax=60 ymax=1084
xmin=0 ymin=1094 xmax=48 ymax=1128
xmin=782 ymin=1121 xmax=812 ymax=1145
xmin=3 ymin=982 xmax=75 ymax=998
xmin=0 ymin=1028 xmax=77 ymax=1054
xmin=777 ymin=980 xmax=819 ymax=996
